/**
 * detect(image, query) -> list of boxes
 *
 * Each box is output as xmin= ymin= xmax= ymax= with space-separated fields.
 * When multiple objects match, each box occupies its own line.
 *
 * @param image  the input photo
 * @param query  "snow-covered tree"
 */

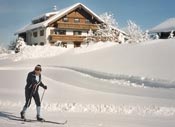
xmin=126 ymin=20 xmax=149 ymax=43
xmin=93 ymin=12 xmax=120 ymax=42
xmin=99 ymin=12 xmax=118 ymax=28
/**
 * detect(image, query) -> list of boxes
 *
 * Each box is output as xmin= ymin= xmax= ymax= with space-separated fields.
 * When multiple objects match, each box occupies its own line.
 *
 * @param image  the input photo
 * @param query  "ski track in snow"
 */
xmin=46 ymin=66 xmax=175 ymax=89
xmin=1 ymin=66 xmax=175 ymax=89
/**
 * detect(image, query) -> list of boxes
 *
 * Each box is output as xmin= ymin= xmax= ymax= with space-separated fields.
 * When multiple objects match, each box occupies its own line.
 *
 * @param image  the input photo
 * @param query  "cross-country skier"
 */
xmin=20 ymin=65 xmax=47 ymax=121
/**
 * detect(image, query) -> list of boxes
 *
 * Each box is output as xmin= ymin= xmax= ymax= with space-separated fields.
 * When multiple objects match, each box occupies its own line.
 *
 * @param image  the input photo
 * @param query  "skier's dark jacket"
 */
xmin=25 ymin=71 xmax=45 ymax=90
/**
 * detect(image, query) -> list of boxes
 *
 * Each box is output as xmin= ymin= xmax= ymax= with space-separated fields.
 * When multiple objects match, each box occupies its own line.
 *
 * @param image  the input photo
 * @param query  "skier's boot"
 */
xmin=36 ymin=106 xmax=44 ymax=121
xmin=20 ymin=111 xmax=26 ymax=120
xmin=20 ymin=106 xmax=27 ymax=120
xmin=37 ymin=115 xmax=45 ymax=121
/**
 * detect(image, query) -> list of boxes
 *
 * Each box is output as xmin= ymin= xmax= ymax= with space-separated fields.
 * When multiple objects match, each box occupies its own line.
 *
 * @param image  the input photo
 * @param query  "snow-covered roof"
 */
xmin=31 ymin=11 xmax=59 ymax=21
xmin=149 ymin=18 xmax=175 ymax=33
xmin=15 ymin=3 xmax=104 ymax=35
xmin=15 ymin=3 xmax=126 ymax=36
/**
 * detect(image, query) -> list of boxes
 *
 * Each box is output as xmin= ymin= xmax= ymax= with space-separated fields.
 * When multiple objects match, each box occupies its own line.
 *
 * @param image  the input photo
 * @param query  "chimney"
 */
xmin=53 ymin=5 xmax=57 ymax=11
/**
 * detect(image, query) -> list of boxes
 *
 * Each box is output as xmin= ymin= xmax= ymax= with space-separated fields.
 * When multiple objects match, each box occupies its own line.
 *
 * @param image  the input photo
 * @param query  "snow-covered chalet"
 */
xmin=149 ymin=18 xmax=175 ymax=39
xmin=15 ymin=3 xmax=126 ymax=48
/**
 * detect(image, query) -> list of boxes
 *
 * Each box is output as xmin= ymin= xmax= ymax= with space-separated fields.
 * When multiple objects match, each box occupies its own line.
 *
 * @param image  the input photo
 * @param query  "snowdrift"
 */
xmin=12 ymin=45 xmax=71 ymax=61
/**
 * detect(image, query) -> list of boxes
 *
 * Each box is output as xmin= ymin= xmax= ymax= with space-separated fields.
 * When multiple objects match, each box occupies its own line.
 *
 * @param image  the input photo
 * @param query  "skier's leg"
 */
xmin=33 ymin=92 xmax=44 ymax=121
xmin=21 ymin=89 xmax=32 ymax=119
xmin=24 ymin=89 xmax=32 ymax=108
xmin=36 ymin=106 xmax=41 ymax=117
xmin=21 ymin=106 xmax=27 ymax=114
xmin=20 ymin=106 xmax=27 ymax=119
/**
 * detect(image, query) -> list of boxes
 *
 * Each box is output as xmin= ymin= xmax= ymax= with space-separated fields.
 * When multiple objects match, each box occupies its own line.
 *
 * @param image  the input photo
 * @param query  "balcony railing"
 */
xmin=50 ymin=35 xmax=86 ymax=42
xmin=50 ymin=34 xmax=119 ymax=43
xmin=57 ymin=22 xmax=98 ymax=30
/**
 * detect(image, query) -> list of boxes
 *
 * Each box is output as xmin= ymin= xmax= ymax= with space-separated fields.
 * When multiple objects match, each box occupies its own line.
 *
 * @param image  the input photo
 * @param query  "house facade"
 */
xmin=15 ymin=3 xmax=126 ymax=48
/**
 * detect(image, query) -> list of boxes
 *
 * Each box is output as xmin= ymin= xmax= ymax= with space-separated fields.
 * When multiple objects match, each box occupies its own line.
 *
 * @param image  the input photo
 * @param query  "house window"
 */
xmin=55 ymin=30 xmax=66 ymax=35
xmin=40 ymin=30 xmax=44 ymax=36
xmin=39 ymin=42 xmax=45 ymax=46
xmin=73 ymin=31 xmax=82 ymax=35
xmin=63 ymin=17 xmax=68 ymax=22
xmin=74 ymin=18 xmax=80 ymax=23
xmin=59 ymin=30 xmax=66 ymax=35
xmin=33 ymin=31 xmax=37 ymax=37
xmin=85 ymin=19 xmax=90 ymax=24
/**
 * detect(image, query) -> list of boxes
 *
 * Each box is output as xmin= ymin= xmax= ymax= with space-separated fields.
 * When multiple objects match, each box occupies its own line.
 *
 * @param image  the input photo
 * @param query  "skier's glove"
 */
xmin=43 ymin=85 xmax=47 ymax=90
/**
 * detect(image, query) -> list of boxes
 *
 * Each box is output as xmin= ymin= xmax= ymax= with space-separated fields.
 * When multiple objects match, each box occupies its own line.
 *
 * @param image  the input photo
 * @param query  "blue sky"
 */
xmin=0 ymin=0 xmax=175 ymax=46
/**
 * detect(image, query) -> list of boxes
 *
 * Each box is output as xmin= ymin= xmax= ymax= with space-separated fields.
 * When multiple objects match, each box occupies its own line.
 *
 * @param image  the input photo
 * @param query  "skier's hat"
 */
xmin=35 ymin=64 xmax=42 ymax=71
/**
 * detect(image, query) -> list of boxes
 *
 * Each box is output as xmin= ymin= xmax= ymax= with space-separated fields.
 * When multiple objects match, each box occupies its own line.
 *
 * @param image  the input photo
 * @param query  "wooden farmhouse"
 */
xmin=15 ymin=3 xmax=126 ymax=48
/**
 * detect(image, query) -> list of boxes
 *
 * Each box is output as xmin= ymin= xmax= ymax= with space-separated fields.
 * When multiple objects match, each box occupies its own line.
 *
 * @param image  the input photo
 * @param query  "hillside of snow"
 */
xmin=1 ymin=39 xmax=175 ymax=81
xmin=0 ymin=39 xmax=175 ymax=127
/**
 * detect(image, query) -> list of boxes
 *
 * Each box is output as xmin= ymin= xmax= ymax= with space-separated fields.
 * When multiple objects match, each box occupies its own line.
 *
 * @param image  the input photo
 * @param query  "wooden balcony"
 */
xmin=57 ymin=22 xmax=98 ymax=30
xmin=50 ymin=34 xmax=86 ymax=42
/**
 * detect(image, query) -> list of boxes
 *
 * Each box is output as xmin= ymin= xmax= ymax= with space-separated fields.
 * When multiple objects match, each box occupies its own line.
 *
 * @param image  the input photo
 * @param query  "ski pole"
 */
xmin=41 ymin=89 xmax=45 ymax=103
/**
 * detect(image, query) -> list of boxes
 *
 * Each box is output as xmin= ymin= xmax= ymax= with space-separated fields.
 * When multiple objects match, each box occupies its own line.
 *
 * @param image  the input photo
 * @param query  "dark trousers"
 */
xmin=24 ymin=88 xmax=41 ymax=108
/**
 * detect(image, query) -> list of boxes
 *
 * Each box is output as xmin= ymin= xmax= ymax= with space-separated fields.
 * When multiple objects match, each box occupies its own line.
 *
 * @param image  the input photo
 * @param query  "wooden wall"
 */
xmin=49 ymin=8 xmax=101 ymax=27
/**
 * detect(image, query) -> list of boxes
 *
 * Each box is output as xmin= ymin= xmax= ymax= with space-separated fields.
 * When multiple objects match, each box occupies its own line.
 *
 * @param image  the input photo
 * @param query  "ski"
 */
xmin=27 ymin=119 xmax=68 ymax=125
xmin=35 ymin=120 xmax=68 ymax=125
xmin=10 ymin=117 xmax=31 ymax=122
xmin=11 ymin=118 xmax=67 ymax=125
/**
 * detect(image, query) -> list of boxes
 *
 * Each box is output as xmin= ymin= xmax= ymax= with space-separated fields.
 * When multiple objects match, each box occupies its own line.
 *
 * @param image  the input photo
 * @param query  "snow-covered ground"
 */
xmin=0 ymin=39 xmax=175 ymax=127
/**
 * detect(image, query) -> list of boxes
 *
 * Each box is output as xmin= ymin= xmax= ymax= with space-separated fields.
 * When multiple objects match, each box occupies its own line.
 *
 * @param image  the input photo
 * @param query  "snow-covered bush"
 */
xmin=149 ymin=33 xmax=159 ymax=40
xmin=84 ymin=29 xmax=96 ymax=46
xmin=126 ymin=20 xmax=150 ymax=43
xmin=0 ymin=46 xmax=8 ymax=54
xmin=8 ymin=37 xmax=26 ymax=53
xmin=0 ymin=44 xmax=12 ymax=56
xmin=8 ymin=40 xmax=17 ymax=50
xmin=85 ymin=29 xmax=95 ymax=42
xmin=118 ymin=32 xmax=125 ymax=43
xmin=54 ymin=40 xmax=62 ymax=46
xmin=15 ymin=37 xmax=26 ymax=53
xmin=168 ymin=30 xmax=175 ymax=39
xmin=13 ymin=45 xmax=70 ymax=61
xmin=143 ymin=30 xmax=150 ymax=41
